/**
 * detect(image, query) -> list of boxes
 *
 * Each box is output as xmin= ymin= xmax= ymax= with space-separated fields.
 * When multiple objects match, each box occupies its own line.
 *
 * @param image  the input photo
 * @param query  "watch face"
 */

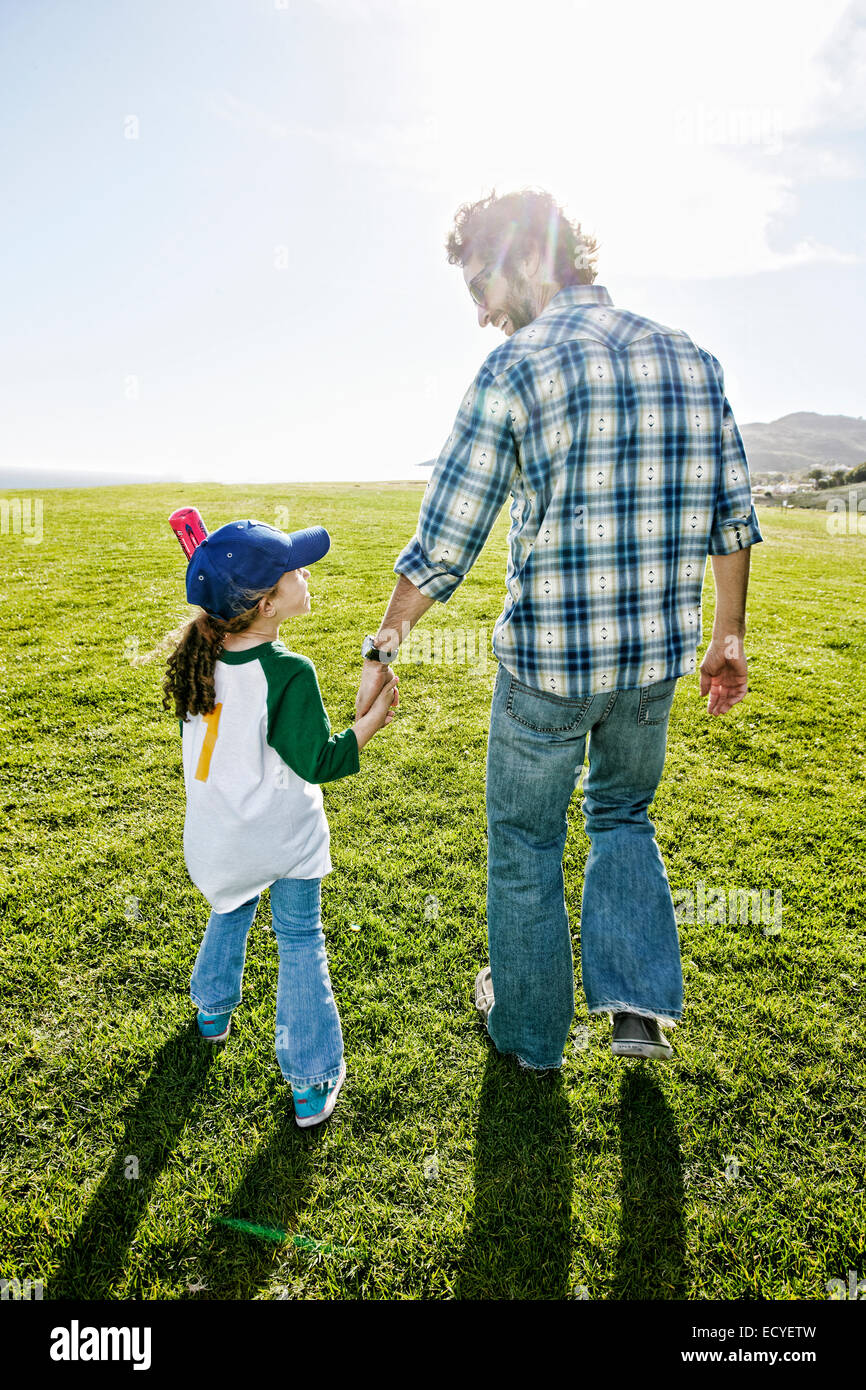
xmin=363 ymin=635 xmax=393 ymax=662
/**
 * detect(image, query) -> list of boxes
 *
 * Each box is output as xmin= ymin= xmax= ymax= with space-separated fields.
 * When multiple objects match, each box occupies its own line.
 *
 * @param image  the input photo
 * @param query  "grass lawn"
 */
xmin=0 ymin=483 xmax=864 ymax=1301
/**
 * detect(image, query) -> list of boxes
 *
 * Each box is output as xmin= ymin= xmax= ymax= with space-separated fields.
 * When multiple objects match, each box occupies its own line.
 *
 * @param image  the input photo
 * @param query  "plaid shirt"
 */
xmin=393 ymin=284 xmax=763 ymax=697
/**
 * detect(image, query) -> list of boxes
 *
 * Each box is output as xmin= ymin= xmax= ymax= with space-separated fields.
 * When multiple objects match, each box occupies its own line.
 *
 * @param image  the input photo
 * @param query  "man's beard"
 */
xmin=502 ymin=269 xmax=538 ymax=331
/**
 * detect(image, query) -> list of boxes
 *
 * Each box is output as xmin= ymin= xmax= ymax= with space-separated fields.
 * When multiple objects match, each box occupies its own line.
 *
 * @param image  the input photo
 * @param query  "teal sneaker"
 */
xmin=196 ymin=1008 xmax=232 ymax=1042
xmin=291 ymin=1059 xmax=346 ymax=1129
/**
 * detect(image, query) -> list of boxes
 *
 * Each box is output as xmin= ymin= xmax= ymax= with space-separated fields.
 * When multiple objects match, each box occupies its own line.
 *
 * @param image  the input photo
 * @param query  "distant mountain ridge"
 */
xmin=739 ymin=412 xmax=866 ymax=476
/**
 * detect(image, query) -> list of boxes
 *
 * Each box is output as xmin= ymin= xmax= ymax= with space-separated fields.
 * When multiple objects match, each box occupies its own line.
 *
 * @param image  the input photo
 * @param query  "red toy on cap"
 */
xmin=169 ymin=507 xmax=209 ymax=560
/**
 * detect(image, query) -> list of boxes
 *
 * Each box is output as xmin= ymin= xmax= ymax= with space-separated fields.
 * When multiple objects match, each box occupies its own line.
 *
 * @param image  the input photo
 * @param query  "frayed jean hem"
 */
xmin=488 ymin=1033 xmax=564 ymax=1073
xmin=589 ymin=1000 xmax=682 ymax=1028
xmin=516 ymin=1052 xmax=564 ymax=1073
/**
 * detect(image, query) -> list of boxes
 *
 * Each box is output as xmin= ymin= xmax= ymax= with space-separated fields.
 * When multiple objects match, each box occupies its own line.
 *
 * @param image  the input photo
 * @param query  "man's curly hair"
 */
xmin=445 ymin=187 xmax=599 ymax=287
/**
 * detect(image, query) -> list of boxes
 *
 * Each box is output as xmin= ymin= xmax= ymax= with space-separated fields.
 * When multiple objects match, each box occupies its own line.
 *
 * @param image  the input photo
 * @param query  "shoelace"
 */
xmin=294 ymin=1083 xmax=331 ymax=1106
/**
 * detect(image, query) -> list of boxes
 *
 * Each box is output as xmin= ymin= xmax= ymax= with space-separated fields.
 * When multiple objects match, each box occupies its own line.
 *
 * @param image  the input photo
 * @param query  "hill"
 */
xmin=740 ymin=412 xmax=866 ymax=476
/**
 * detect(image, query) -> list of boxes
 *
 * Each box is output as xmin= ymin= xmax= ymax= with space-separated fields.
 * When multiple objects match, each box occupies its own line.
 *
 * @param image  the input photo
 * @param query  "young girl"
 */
xmin=162 ymin=518 xmax=398 ymax=1127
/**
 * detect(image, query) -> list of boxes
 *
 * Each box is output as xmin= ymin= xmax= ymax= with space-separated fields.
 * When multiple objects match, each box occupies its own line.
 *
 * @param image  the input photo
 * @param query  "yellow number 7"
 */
xmin=195 ymin=703 xmax=223 ymax=781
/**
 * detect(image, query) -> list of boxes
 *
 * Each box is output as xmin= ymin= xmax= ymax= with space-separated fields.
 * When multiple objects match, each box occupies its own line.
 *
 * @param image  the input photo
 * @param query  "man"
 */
xmin=354 ymin=188 xmax=762 ymax=1071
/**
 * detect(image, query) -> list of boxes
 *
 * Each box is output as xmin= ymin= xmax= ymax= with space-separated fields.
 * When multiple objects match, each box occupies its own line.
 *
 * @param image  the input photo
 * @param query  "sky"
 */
xmin=0 ymin=0 xmax=863 ymax=484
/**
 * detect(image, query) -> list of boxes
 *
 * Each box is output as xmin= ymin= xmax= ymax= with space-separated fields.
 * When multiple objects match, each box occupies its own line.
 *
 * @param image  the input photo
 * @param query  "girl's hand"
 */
xmin=350 ymin=670 xmax=399 ymax=751
xmin=356 ymin=657 xmax=395 ymax=718
xmin=371 ymin=671 xmax=399 ymax=728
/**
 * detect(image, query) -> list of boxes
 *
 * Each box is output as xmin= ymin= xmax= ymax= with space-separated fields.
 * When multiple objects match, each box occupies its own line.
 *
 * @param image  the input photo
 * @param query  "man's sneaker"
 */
xmin=611 ymin=1011 xmax=673 ymax=1060
xmin=197 ymin=1009 xmax=232 ymax=1042
xmin=475 ymin=968 xmax=558 ymax=1072
xmin=292 ymin=1059 xmax=347 ymax=1129
xmin=474 ymin=966 xmax=494 ymax=1025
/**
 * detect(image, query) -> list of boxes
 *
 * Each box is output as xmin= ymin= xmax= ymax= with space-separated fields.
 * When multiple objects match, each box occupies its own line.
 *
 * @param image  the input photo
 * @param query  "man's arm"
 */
xmin=356 ymin=363 xmax=519 ymax=717
xmin=374 ymin=573 xmax=437 ymax=656
xmin=709 ymin=548 xmax=750 ymax=640
xmin=699 ymin=549 xmax=751 ymax=716
xmin=392 ymin=366 xmax=519 ymax=601
xmin=698 ymin=353 xmax=762 ymax=716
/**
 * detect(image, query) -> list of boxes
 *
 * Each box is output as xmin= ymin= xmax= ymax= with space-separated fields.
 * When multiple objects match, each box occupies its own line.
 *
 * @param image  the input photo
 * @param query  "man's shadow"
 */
xmin=50 ymin=1022 xmax=315 ymax=1299
xmin=454 ymin=1047 xmax=574 ymax=1299
xmin=454 ymin=1045 xmax=686 ymax=1300
xmin=611 ymin=1065 xmax=687 ymax=1299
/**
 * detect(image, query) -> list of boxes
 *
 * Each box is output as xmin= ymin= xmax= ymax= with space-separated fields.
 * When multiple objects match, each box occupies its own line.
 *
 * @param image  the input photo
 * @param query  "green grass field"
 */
xmin=1 ymin=483 xmax=864 ymax=1301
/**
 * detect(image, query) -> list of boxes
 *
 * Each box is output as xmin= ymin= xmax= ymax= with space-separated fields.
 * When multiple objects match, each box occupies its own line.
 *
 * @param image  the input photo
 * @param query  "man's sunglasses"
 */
xmin=468 ymin=265 xmax=494 ymax=307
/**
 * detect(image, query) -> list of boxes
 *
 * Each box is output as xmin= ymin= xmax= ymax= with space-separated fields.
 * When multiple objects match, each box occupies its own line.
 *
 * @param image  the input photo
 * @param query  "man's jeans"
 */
xmin=190 ymin=876 xmax=344 ymax=1089
xmin=485 ymin=661 xmax=683 ymax=1071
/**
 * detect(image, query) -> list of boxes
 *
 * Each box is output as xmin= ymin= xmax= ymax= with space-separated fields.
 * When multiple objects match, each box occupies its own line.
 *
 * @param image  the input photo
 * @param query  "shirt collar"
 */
xmin=541 ymin=284 xmax=613 ymax=317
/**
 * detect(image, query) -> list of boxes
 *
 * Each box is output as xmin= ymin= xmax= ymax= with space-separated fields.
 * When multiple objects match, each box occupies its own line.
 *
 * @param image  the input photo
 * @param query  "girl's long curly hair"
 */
xmin=161 ymin=582 xmax=279 ymax=721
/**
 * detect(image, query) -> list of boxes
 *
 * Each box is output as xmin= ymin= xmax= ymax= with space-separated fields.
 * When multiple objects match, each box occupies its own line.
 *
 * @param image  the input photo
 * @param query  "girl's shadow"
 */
xmin=50 ymin=1022 xmax=315 ymax=1299
xmin=188 ymin=1095 xmax=324 ymax=1300
xmin=52 ymin=1024 xmax=217 ymax=1298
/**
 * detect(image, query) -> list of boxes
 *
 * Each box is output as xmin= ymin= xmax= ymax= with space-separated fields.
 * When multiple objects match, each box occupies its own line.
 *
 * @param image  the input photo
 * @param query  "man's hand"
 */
xmin=356 ymin=658 xmax=399 ymax=719
xmin=699 ymin=635 xmax=748 ymax=716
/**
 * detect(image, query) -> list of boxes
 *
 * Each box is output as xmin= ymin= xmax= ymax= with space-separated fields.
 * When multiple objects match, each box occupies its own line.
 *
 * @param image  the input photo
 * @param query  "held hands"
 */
xmin=371 ymin=671 xmax=399 ymax=728
xmin=356 ymin=657 xmax=399 ymax=720
xmin=699 ymin=635 xmax=748 ymax=716
xmin=351 ymin=663 xmax=399 ymax=752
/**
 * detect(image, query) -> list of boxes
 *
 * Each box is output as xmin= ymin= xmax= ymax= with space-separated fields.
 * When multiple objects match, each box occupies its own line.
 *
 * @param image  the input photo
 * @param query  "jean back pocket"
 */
xmin=504 ymin=673 xmax=595 ymax=734
xmin=637 ymin=676 xmax=679 ymax=725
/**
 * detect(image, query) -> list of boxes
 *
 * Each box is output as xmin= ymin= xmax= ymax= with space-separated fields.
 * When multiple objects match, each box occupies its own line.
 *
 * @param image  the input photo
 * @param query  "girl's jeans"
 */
xmin=485 ymin=661 xmax=684 ymax=1072
xmin=190 ymin=876 xmax=344 ymax=1089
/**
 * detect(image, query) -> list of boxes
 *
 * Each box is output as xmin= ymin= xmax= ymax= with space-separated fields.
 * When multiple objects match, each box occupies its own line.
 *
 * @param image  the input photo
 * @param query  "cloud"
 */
xmin=205 ymin=1 xmax=863 ymax=279
xmin=809 ymin=0 xmax=866 ymax=129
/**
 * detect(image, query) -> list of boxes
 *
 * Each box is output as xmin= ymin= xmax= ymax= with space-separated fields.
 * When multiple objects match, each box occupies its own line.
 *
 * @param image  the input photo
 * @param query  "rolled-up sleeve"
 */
xmin=394 ymin=365 xmax=519 ymax=601
xmin=705 ymin=355 xmax=764 ymax=555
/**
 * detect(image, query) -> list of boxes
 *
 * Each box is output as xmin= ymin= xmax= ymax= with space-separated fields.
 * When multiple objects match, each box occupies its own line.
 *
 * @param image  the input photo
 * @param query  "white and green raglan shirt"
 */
xmin=179 ymin=641 xmax=359 ymax=914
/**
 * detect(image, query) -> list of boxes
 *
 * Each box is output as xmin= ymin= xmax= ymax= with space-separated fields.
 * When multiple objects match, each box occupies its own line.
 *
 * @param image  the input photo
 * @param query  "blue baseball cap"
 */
xmin=186 ymin=519 xmax=331 ymax=622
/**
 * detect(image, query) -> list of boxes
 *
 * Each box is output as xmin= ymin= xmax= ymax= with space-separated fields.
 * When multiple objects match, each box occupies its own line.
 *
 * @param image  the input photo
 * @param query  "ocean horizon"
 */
xmin=0 ymin=463 xmax=436 ymax=491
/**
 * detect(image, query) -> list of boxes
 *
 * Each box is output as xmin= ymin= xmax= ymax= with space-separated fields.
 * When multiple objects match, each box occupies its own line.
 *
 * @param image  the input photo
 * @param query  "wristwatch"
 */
xmin=362 ymin=634 xmax=397 ymax=664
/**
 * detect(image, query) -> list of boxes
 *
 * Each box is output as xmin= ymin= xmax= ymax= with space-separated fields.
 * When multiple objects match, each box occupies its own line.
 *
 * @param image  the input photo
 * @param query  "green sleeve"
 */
xmin=264 ymin=652 xmax=360 ymax=785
